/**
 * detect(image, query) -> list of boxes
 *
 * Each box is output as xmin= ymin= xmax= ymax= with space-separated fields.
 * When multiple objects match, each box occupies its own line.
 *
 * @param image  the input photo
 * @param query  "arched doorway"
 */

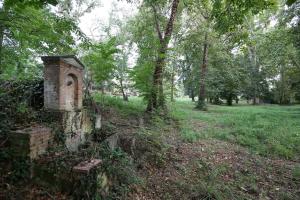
xmin=65 ymin=73 xmax=79 ymax=110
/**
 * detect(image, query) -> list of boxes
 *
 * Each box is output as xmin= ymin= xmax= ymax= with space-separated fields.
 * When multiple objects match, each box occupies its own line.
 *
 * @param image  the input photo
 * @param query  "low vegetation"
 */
xmin=171 ymin=100 xmax=300 ymax=160
xmin=92 ymin=96 xmax=300 ymax=199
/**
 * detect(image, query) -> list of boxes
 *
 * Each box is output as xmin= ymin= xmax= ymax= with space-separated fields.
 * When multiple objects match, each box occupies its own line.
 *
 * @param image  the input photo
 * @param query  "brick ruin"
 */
xmin=6 ymin=55 xmax=108 ymax=198
xmin=10 ymin=55 xmax=97 ymax=158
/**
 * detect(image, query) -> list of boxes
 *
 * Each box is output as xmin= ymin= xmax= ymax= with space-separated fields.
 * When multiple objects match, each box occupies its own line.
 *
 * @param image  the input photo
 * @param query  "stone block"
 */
xmin=61 ymin=110 xmax=93 ymax=151
xmin=82 ymin=110 xmax=94 ymax=133
xmin=106 ymin=133 xmax=119 ymax=150
xmin=95 ymin=114 xmax=102 ymax=129
xmin=73 ymin=159 xmax=102 ymax=174
xmin=72 ymin=159 xmax=106 ymax=199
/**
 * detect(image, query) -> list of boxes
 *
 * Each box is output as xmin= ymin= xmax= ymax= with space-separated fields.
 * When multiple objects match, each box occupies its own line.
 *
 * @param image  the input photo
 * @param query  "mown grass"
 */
xmin=170 ymin=99 xmax=300 ymax=160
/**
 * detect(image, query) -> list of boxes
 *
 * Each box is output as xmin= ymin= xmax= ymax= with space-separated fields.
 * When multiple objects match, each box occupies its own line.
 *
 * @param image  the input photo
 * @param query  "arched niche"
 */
xmin=65 ymin=73 xmax=79 ymax=110
xmin=42 ymin=55 xmax=84 ymax=111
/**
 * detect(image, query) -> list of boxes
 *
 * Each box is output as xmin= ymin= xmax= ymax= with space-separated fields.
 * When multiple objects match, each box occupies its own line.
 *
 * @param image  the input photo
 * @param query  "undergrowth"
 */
xmin=93 ymin=93 xmax=145 ymax=116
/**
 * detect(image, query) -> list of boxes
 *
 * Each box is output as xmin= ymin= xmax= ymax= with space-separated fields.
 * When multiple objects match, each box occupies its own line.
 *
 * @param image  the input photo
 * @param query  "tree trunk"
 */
xmin=170 ymin=66 xmax=175 ymax=102
xmin=248 ymin=46 xmax=258 ymax=105
xmin=147 ymin=47 xmax=165 ymax=111
xmin=101 ymin=83 xmax=105 ymax=94
xmin=122 ymin=89 xmax=128 ymax=101
xmin=0 ymin=6 xmax=6 ymax=73
xmin=120 ymin=79 xmax=128 ymax=101
xmin=235 ymin=96 xmax=239 ymax=104
xmin=197 ymin=32 xmax=208 ymax=110
xmin=147 ymin=0 xmax=180 ymax=112
xmin=0 ymin=27 xmax=3 ymax=72
xmin=227 ymin=95 xmax=233 ymax=106
xmin=191 ymin=89 xmax=195 ymax=102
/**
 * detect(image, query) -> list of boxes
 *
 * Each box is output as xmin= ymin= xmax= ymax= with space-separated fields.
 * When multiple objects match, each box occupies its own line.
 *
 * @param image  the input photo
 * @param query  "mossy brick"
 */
xmin=9 ymin=125 xmax=53 ymax=160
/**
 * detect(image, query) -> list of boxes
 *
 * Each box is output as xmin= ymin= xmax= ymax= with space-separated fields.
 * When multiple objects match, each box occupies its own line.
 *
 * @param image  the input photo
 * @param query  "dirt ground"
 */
xmin=127 ymin=120 xmax=300 ymax=200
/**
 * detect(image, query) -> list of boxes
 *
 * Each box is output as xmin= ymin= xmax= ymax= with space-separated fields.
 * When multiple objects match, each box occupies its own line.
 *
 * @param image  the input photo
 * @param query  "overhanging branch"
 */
xmin=151 ymin=4 xmax=163 ymax=43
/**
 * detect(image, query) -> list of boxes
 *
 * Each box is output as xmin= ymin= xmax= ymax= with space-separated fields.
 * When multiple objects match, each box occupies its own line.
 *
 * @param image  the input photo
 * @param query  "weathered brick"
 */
xmin=41 ymin=56 xmax=84 ymax=112
xmin=9 ymin=125 xmax=53 ymax=160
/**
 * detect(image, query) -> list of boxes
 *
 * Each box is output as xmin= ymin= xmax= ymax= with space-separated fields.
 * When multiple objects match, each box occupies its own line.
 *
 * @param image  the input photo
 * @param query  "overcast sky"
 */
xmin=79 ymin=0 xmax=137 ymax=40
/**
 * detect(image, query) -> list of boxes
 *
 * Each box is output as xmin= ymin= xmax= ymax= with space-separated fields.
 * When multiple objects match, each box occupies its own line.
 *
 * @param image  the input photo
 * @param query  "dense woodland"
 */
xmin=0 ymin=0 xmax=299 ymax=108
xmin=0 ymin=0 xmax=300 ymax=199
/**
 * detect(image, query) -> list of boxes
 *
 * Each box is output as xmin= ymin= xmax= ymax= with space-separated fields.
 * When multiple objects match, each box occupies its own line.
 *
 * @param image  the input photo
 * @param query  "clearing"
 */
xmin=117 ymin=98 xmax=300 ymax=200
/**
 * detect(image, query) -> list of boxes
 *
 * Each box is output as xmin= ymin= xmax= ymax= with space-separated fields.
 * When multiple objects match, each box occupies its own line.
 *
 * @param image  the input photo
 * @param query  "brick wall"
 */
xmin=10 ymin=125 xmax=53 ymax=160
xmin=43 ymin=58 xmax=83 ymax=111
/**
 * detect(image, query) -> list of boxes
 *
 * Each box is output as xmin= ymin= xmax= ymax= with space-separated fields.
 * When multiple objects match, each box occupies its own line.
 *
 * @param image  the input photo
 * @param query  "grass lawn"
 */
xmin=171 ymin=99 xmax=300 ymax=160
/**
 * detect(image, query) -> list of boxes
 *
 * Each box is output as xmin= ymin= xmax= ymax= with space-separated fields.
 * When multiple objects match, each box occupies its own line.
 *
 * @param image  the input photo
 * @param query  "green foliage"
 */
xmin=4 ymin=0 xmax=58 ymax=8
xmin=82 ymin=38 xmax=118 ymax=85
xmin=135 ymin=127 xmax=168 ymax=168
xmin=100 ymin=147 xmax=140 ymax=199
xmin=127 ymin=8 xmax=160 ymax=102
xmin=257 ymin=26 xmax=300 ymax=104
xmin=286 ymin=0 xmax=297 ymax=6
xmin=292 ymin=165 xmax=300 ymax=181
xmin=10 ymin=158 xmax=31 ymax=182
xmin=212 ymin=0 xmax=278 ymax=33
xmin=0 ymin=79 xmax=43 ymax=136
xmin=0 ymin=0 xmax=85 ymax=79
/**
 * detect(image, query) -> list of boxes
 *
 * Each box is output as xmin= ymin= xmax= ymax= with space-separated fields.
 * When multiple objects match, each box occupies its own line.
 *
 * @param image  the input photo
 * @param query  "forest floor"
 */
xmin=1 ymin=96 xmax=300 ymax=199
xmin=114 ymin=97 xmax=300 ymax=200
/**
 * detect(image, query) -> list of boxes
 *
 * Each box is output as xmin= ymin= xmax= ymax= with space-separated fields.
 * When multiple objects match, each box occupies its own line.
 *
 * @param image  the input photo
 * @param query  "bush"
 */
xmin=0 ymin=79 xmax=43 ymax=145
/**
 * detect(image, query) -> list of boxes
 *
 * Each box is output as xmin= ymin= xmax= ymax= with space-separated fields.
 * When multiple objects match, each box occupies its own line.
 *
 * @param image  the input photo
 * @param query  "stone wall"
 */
xmin=62 ymin=109 xmax=93 ymax=151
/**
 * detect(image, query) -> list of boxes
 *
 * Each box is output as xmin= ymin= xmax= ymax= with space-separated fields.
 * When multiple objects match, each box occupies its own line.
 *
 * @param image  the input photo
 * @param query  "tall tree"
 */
xmin=146 ymin=0 xmax=180 ymax=111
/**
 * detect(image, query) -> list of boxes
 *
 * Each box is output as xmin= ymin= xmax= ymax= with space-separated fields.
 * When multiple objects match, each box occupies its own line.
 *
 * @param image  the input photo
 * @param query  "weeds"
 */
xmin=93 ymin=93 xmax=145 ymax=116
xmin=292 ymin=165 xmax=300 ymax=182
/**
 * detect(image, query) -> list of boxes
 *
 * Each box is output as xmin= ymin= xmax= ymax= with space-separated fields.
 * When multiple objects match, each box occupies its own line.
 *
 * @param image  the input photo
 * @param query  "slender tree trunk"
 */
xmin=191 ymin=89 xmax=195 ymax=102
xmin=147 ymin=0 xmax=180 ymax=112
xmin=157 ymin=51 xmax=165 ymax=107
xmin=0 ymin=27 xmax=3 ymax=71
xmin=197 ymin=32 xmax=208 ymax=110
xmin=248 ymin=46 xmax=258 ymax=105
xmin=0 ymin=6 xmax=5 ymax=73
xmin=279 ymin=65 xmax=287 ymax=104
xmin=170 ymin=66 xmax=175 ymax=102
xmin=120 ymin=79 xmax=128 ymax=101
xmin=101 ymin=82 xmax=105 ymax=94
xmin=235 ymin=96 xmax=239 ymax=104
